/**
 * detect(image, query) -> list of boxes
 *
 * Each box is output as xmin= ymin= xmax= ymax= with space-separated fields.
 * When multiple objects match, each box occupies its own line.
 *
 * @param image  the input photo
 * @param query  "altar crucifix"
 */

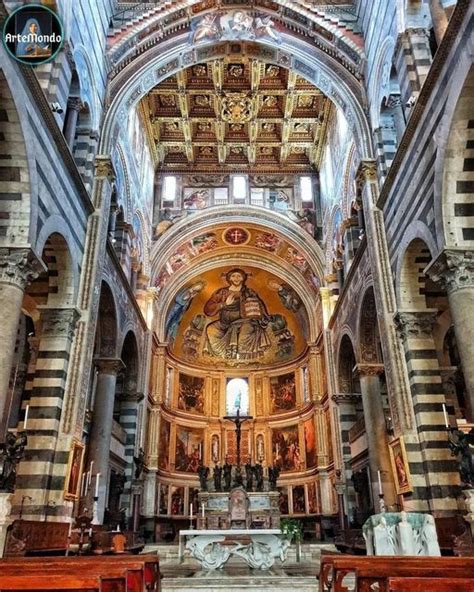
xmin=224 ymin=408 xmax=253 ymax=467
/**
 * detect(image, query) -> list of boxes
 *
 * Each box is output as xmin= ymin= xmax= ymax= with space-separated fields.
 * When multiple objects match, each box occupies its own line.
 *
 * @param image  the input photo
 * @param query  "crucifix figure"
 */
xmin=223 ymin=408 xmax=253 ymax=467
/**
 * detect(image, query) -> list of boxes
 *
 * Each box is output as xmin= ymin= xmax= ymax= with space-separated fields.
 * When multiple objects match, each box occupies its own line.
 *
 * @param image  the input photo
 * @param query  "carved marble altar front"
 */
xmin=179 ymin=529 xmax=290 ymax=570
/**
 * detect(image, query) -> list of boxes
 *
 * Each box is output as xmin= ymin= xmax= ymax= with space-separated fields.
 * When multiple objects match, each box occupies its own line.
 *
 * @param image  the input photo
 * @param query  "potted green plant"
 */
xmin=280 ymin=518 xmax=303 ymax=562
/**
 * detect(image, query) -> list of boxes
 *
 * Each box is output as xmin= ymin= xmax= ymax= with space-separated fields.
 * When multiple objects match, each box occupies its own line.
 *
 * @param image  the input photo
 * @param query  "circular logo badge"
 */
xmin=2 ymin=4 xmax=64 ymax=66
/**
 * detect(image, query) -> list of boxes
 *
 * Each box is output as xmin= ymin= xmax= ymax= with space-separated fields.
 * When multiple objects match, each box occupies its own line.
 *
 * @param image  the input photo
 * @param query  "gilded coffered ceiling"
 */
xmin=140 ymin=57 xmax=333 ymax=173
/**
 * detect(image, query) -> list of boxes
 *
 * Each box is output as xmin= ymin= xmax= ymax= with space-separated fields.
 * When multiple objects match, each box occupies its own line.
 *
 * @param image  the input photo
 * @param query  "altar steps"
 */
xmin=145 ymin=543 xmax=336 ymax=592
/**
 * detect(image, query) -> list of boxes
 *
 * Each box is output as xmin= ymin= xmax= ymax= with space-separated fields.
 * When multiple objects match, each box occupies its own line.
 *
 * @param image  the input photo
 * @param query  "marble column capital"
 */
xmin=355 ymin=363 xmax=385 ymax=377
xmin=67 ymin=97 xmax=84 ymax=112
xmin=37 ymin=306 xmax=81 ymax=339
xmin=94 ymin=357 xmax=125 ymax=375
xmin=425 ymin=248 xmax=474 ymax=294
xmin=0 ymin=248 xmax=46 ymax=290
xmin=394 ymin=309 xmax=438 ymax=340
xmin=94 ymin=155 xmax=116 ymax=182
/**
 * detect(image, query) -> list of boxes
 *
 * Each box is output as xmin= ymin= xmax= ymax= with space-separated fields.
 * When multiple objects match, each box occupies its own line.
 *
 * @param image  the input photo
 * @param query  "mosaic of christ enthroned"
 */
xmin=167 ymin=266 xmax=308 ymax=367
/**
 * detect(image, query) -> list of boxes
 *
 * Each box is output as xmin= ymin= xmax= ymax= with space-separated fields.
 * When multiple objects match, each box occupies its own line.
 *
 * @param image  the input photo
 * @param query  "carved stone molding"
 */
xmin=38 ymin=307 xmax=81 ymax=340
xmin=356 ymin=363 xmax=385 ymax=377
xmin=0 ymin=248 xmax=45 ymax=290
xmin=394 ymin=310 xmax=438 ymax=340
xmin=331 ymin=393 xmax=361 ymax=405
xmin=94 ymin=358 xmax=125 ymax=375
xmin=425 ymin=249 xmax=474 ymax=294
xmin=355 ymin=159 xmax=377 ymax=191
xmin=94 ymin=156 xmax=116 ymax=181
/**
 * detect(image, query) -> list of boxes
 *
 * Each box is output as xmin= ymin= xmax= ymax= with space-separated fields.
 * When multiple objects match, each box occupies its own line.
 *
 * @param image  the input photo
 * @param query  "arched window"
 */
xmin=226 ymin=378 xmax=249 ymax=415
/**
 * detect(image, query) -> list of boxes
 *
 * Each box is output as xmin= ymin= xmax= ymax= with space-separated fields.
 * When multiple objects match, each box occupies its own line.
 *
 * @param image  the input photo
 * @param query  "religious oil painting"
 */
xmin=175 ymin=426 xmax=204 ymax=473
xmin=158 ymin=418 xmax=171 ymax=470
xmin=388 ymin=436 xmax=412 ymax=495
xmin=159 ymin=484 xmax=169 ymax=515
xmin=64 ymin=440 xmax=84 ymax=500
xmin=170 ymin=486 xmax=185 ymax=515
xmin=270 ymin=372 xmax=296 ymax=413
xmin=304 ymin=417 xmax=317 ymax=468
xmin=278 ymin=486 xmax=289 ymax=514
xmin=272 ymin=425 xmax=302 ymax=472
xmin=178 ymin=373 xmax=205 ymax=414
xmin=174 ymin=266 xmax=306 ymax=368
xmin=307 ymin=482 xmax=318 ymax=514
xmin=292 ymin=485 xmax=306 ymax=514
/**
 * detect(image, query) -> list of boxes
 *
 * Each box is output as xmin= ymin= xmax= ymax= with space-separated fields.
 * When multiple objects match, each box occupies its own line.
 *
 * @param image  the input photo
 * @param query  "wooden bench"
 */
xmin=388 ymin=577 xmax=474 ymax=592
xmin=320 ymin=554 xmax=474 ymax=592
xmin=0 ymin=554 xmax=161 ymax=592
xmin=0 ymin=574 xmax=127 ymax=592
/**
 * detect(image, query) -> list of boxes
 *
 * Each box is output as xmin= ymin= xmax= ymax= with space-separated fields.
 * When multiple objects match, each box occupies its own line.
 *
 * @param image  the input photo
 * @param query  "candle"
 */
xmin=442 ymin=403 xmax=449 ymax=428
xmin=89 ymin=461 xmax=94 ymax=476
xmin=94 ymin=473 xmax=100 ymax=498
xmin=24 ymin=404 xmax=29 ymax=430
xmin=68 ymin=520 xmax=73 ymax=537
xmin=201 ymin=504 xmax=205 ymax=518
xmin=377 ymin=470 xmax=383 ymax=495
xmin=189 ymin=503 xmax=193 ymax=518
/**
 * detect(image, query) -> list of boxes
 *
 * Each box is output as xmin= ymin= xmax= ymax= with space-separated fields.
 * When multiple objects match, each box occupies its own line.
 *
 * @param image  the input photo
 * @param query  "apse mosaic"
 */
xmin=154 ymin=224 xmax=320 ymax=297
xmin=178 ymin=373 xmax=205 ymax=414
xmin=168 ymin=266 xmax=308 ymax=367
xmin=270 ymin=372 xmax=296 ymax=413
xmin=175 ymin=426 xmax=204 ymax=473
xmin=272 ymin=424 xmax=302 ymax=472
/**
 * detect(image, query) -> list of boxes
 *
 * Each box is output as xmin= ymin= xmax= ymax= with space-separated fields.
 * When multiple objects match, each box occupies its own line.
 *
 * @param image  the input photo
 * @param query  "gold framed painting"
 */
xmin=64 ymin=440 xmax=84 ymax=500
xmin=388 ymin=436 xmax=412 ymax=495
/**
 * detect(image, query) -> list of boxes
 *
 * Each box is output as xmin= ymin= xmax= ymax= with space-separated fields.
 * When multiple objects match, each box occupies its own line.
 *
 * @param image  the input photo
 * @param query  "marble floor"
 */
xmin=145 ymin=542 xmax=336 ymax=591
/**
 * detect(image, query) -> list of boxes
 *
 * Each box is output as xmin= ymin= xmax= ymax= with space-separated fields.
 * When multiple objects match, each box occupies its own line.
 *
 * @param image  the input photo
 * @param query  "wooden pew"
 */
xmin=320 ymin=554 xmax=474 ymax=592
xmin=388 ymin=577 xmax=474 ymax=592
xmin=0 ymin=573 xmax=127 ymax=592
xmin=0 ymin=554 xmax=161 ymax=592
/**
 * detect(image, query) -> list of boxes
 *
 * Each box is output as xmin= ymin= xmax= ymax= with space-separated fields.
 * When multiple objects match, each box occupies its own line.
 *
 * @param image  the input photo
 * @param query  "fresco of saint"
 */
xmin=203 ymin=268 xmax=271 ymax=360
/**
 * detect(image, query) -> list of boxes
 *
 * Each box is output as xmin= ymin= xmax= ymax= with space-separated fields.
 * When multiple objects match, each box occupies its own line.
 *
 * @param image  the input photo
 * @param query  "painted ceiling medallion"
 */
xmin=221 ymin=92 xmax=253 ymax=123
xmin=223 ymin=227 xmax=250 ymax=245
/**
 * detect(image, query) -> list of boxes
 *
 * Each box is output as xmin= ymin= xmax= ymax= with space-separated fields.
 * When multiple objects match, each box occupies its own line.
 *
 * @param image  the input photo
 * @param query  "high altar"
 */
xmin=197 ymin=488 xmax=280 ymax=530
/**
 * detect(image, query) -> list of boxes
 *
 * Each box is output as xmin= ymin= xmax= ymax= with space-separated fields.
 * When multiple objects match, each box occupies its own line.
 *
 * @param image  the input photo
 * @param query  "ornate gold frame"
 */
xmin=388 ymin=436 xmax=413 ymax=495
xmin=64 ymin=440 xmax=85 ymax=500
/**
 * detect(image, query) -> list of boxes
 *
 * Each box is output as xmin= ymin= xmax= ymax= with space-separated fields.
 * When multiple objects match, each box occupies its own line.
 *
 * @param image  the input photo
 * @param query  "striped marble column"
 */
xmin=14 ymin=306 xmax=80 ymax=518
xmin=395 ymin=310 xmax=460 ymax=512
xmin=394 ymin=28 xmax=432 ymax=115
xmin=426 ymin=249 xmax=474 ymax=421
xmin=0 ymin=249 xmax=43 ymax=438
xmin=331 ymin=393 xmax=360 ymax=511
xmin=119 ymin=391 xmax=144 ymax=511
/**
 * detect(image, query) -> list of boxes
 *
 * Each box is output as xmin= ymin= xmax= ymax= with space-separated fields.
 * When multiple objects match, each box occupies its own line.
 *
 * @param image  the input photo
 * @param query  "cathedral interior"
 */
xmin=0 ymin=0 xmax=473 ymax=585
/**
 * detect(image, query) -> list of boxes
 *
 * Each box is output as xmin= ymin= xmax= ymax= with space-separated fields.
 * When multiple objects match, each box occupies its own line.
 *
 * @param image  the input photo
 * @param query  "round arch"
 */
xmin=336 ymin=331 xmax=359 ymax=394
xmin=95 ymin=280 xmax=119 ymax=358
xmin=356 ymin=285 xmax=382 ymax=364
xmin=151 ymin=206 xmax=325 ymax=281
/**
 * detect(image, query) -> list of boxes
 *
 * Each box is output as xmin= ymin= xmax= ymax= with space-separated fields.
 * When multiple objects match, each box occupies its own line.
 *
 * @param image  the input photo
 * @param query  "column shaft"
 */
xmin=88 ymin=359 xmax=123 ymax=523
xmin=358 ymin=368 xmax=397 ymax=510
xmin=447 ymin=288 xmax=474 ymax=421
